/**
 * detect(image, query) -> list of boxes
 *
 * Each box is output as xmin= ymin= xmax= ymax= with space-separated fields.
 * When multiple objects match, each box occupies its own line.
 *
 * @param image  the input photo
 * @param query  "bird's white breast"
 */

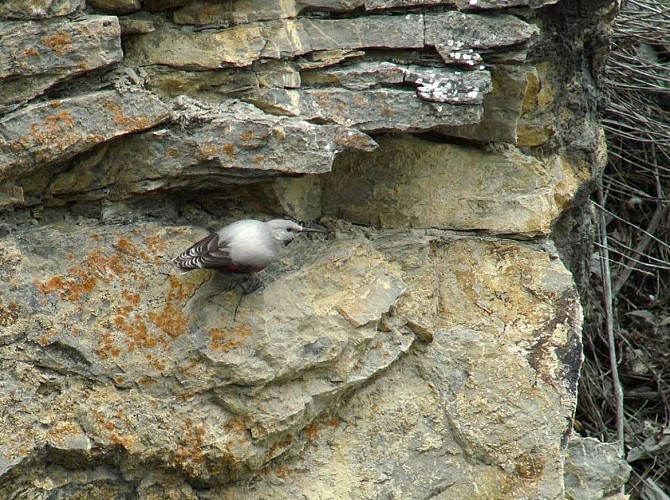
xmin=219 ymin=220 xmax=281 ymax=269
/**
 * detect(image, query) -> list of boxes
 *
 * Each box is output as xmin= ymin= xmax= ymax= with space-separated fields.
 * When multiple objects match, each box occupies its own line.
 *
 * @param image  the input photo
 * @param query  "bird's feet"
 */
xmin=233 ymin=273 xmax=263 ymax=294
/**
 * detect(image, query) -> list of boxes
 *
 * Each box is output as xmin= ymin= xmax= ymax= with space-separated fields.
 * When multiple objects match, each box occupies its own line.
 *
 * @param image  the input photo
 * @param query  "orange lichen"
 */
xmin=265 ymin=434 xmax=294 ymax=461
xmin=83 ymin=134 xmax=107 ymax=144
xmin=209 ymin=323 xmax=252 ymax=352
xmin=166 ymin=147 xmax=180 ymax=158
xmin=173 ymin=418 xmax=207 ymax=471
xmin=34 ymin=252 xmax=105 ymax=302
xmin=42 ymin=31 xmax=73 ymax=55
xmin=95 ymin=331 xmax=120 ymax=360
xmin=326 ymin=418 xmax=340 ymax=428
xmin=46 ymin=421 xmax=83 ymax=446
xmin=335 ymin=131 xmax=373 ymax=150
xmin=22 ymin=48 xmax=40 ymax=57
xmin=104 ymin=100 xmax=150 ymax=129
xmin=146 ymin=354 xmax=167 ymax=371
xmin=115 ymin=237 xmax=139 ymax=255
xmin=109 ymin=433 xmax=137 ymax=449
xmin=239 ymin=130 xmax=255 ymax=143
xmin=22 ymin=109 xmax=76 ymax=149
xmin=121 ymin=290 xmax=140 ymax=306
xmin=0 ymin=300 xmax=20 ymax=326
xmin=199 ymin=144 xmax=217 ymax=157
xmin=381 ymin=107 xmax=395 ymax=118
xmin=147 ymin=276 xmax=195 ymax=339
xmin=305 ymin=423 xmax=319 ymax=441
xmin=144 ymin=235 xmax=168 ymax=253
xmin=221 ymin=143 xmax=236 ymax=154
xmin=138 ymin=376 xmax=158 ymax=386
xmin=45 ymin=110 xmax=75 ymax=129
xmin=36 ymin=335 xmax=52 ymax=347
xmin=114 ymin=313 xmax=166 ymax=352
xmin=224 ymin=417 xmax=249 ymax=435
xmin=99 ymin=418 xmax=116 ymax=431
xmin=115 ymin=237 xmax=153 ymax=263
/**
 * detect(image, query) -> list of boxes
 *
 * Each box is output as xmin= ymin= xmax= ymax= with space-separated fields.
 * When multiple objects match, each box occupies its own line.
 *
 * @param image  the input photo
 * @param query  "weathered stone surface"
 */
xmin=302 ymin=61 xmax=492 ymax=104
xmin=244 ymin=88 xmax=483 ymax=132
xmin=43 ymin=98 xmax=377 ymax=202
xmin=0 ymin=75 xmax=64 ymax=115
xmin=453 ymin=0 xmax=559 ymax=10
xmin=0 ymin=90 xmax=171 ymax=182
xmin=0 ymin=16 xmax=122 ymax=80
xmin=118 ymin=15 xmax=155 ymax=36
xmin=0 ymin=182 xmax=24 ymax=207
xmin=301 ymin=63 xmax=534 ymax=142
xmin=0 ymin=16 xmax=123 ymax=110
xmin=0 ymin=218 xmax=582 ymax=498
xmin=126 ymin=16 xmax=424 ymax=69
xmin=0 ymin=0 xmax=604 ymax=496
xmin=144 ymin=67 xmax=258 ymax=97
xmin=169 ymin=0 xmax=559 ymax=25
xmin=142 ymin=0 xmax=189 ymax=11
xmin=87 ymin=0 xmax=141 ymax=14
xmin=438 ymin=65 xmax=531 ymax=143
xmin=0 ymin=0 xmax=84 ymax=19
xmin=125 ymin=22 xmax=267 ymax=69
xmin=324 ymin=135 xmax=571 ymax=235
xmin=127 ymin=12 xmax=536 ymax=70
xmin=363 ymin=0 xmax=445 ymax=9
xmin=173 ymin=0 xmax=300 ymax=26
xmin=564 ymin=437 xmax=632 ymax=499
xmin=258 ymin=16 xmax=425 ymax=59
xmin=0 ymin=221 xmax=409 ymax=484
xmin=425 ymin=12 xmax=539 ymax=65
xmin=201 ymin=230 xmax=584 ymax=498
xmin=301 ymin=61 xmax=408 ymax=89
xmin=516 ymin=63 xmax=557 ymax=146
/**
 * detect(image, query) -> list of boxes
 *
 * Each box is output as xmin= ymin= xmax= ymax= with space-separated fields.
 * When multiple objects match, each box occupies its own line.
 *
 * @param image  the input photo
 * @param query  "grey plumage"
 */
xmin=173 ymin=219 xmax=325 ymax=273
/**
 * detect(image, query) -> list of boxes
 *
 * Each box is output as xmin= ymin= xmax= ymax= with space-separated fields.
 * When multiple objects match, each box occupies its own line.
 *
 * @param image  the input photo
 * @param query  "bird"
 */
xmin=173 ymin=218 xmax=326 ymax=275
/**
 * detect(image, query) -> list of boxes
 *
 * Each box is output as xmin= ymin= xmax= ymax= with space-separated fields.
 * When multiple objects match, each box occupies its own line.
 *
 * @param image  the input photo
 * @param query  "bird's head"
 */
xmin=267 ymin=219 xmax=327 ymax=245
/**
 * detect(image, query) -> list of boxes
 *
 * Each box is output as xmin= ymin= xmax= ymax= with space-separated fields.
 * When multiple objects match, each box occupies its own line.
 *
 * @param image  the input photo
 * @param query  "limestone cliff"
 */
xmin=0 ymin=0 xmax=621 ymax=497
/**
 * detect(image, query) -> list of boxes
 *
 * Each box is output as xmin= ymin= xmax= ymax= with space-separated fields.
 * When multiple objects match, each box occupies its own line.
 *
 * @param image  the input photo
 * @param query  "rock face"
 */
xmin=0 ymin=0 xmax=615 ymax=497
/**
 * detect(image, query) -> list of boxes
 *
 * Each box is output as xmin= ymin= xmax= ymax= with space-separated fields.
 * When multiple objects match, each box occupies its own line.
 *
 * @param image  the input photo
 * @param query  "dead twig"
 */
xmin=596 ymin=179 xmax=626 ymax=460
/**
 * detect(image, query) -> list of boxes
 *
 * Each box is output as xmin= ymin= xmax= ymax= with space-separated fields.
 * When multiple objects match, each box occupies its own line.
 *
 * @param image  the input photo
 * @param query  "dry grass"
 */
xmin=578 ymin=0 xmax=670 ymax=497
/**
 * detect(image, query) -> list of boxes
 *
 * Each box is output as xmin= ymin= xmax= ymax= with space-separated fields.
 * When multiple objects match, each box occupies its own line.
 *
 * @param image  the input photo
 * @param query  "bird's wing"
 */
xmin=173 ymin=232 xmax=236 ymax=271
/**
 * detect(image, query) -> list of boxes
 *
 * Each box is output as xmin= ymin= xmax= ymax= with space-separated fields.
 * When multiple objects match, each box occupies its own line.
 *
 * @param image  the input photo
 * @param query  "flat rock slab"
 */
xmin=168 ymin=0 xmax=559 ymax=26
xmin=244 ymin=88 xmax=484 ymax=132
xmin=564 ymin=437 xmax=632 ymax=499
xmin=0 ymin=16 xmax=123 ymax=112
xmin=0 ymin=16 xmax=122 ymax=80
xmin=202 ymin=228 xmax=584 ymax=499
xmin=0 ymin=222 xmax=411 ymax=482
xmin=324 ymin=135 xmax=571 ymax=235
xmin=44 ymin=98 xmax=377 ymax=202
xmin=125 ymin=12 xmax=537 ymax=69
xmin=0 ymin=0 xmax=84 ymax=19
xmin=288 ymin=61 xmax=493 ymax=103
xmin=0 ymin=219 xmax=583 ymax=496
xmin=425 ymin=12 xmax=539 ymax=65
xmin=0 ymin=90 xmax=171 ymax=181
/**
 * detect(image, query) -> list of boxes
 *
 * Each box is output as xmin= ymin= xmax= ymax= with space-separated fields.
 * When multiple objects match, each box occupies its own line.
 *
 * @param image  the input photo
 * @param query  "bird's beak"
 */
xmin=299 ymin=226 xmax=328 ymax=233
